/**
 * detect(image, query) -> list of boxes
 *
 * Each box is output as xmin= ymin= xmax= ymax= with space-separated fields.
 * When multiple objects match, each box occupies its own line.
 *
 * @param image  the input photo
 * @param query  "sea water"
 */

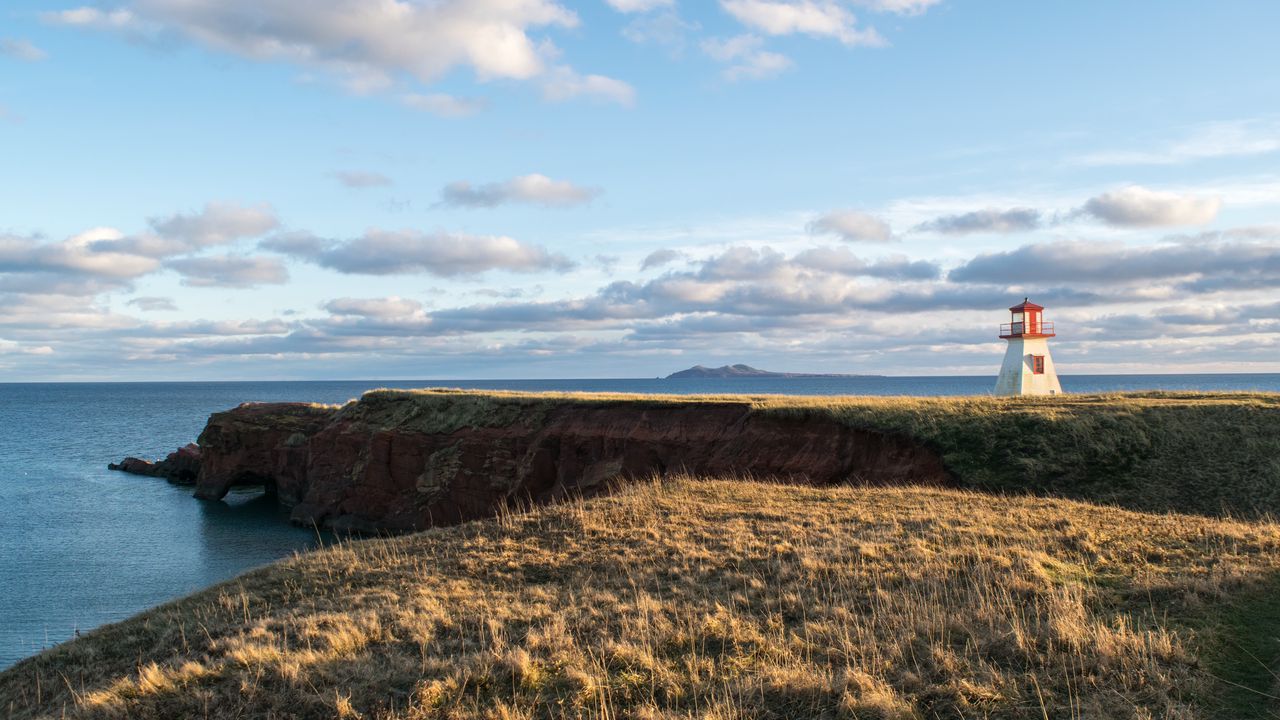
xmin=2 ymin=374 xmax=1279 ymax=669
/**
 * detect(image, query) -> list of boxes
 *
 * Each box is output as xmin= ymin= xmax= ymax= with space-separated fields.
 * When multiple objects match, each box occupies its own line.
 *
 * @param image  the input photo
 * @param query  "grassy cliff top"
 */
xmin=351 ymin=386 xmax=1280 ymax=413
xmin=4 ymin=477 xmax=1279 ymax=719
xmin=326 ymin=388 xmax=1280 ymax=519
xmin=355 ymin=385 xmax=1280 ymax=402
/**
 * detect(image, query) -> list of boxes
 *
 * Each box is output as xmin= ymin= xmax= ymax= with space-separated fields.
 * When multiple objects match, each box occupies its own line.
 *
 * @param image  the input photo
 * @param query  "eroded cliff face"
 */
xmin=193 ymin=402 xmax=334 ymax=503
xmin=190 ymin=392 xmax=953 ymax=533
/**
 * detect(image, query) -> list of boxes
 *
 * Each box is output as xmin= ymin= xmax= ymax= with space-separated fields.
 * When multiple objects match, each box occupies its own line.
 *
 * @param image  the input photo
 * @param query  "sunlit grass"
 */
xmin=5 ymin=477 xmax=1280 ymax=718
xmin=8 ymin=389 xmax=1280 ymax=717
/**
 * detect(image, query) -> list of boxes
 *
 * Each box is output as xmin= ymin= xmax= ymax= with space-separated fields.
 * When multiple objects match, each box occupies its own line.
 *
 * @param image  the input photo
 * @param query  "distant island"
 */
xmin=665 ymin=364 xmax=881 ymax=379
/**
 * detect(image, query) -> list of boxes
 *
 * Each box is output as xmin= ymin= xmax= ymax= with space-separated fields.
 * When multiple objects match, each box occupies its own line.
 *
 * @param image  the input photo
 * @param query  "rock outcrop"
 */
xmin=167 ymin=391 xmax=953 ymax=533
xmin=108 ymin=443 xmax=202 ymax=484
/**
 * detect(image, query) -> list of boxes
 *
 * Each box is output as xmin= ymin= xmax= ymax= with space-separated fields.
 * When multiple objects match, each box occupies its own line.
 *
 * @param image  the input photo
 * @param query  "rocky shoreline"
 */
xmin=107 ymin=442 xmax=202 ymax=484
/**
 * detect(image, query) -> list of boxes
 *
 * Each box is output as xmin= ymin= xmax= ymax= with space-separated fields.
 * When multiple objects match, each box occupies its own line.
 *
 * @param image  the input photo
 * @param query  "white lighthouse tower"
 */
xmin=994 ymin=298 xmax=1063 ymax=396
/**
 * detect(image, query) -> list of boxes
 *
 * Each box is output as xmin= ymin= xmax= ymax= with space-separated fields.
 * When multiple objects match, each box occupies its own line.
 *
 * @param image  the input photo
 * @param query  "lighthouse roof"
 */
xmin=1009 ymin=298 xmax=1044 ymax=312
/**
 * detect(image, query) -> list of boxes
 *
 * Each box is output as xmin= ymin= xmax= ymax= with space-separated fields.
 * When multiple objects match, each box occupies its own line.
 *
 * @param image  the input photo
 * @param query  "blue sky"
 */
xmin=3 ymin=0 xmax=1280 ymax=380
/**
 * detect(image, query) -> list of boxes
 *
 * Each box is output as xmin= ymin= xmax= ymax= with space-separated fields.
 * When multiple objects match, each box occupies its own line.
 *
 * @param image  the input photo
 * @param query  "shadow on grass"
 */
xmin=1197 ymin=572 xmax=1280 ymax=719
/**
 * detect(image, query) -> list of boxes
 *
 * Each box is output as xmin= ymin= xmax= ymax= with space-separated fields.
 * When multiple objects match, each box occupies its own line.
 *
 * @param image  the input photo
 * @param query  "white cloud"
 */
xmin=1081 ymin=186 xmax=1222 ymax=227
xmin=606 ymin=0 xmax=674 ymax=12
xmin=0 ymin=275 xmax=131 ymax=298
xmin=792 ymin=246 xmax=937 ymax=279
xmin=641 ymin=249 xmax=682 ymax=270
xmin=541 ymin=67 xmax=637 ymax=105
xmin=149 ymin=202 xmax=279 ymax=247
xmin=948 ymin=238 xmax=1280 ymax=287
xmin=1 ymin=38 xmax=49 ymax=62
xmin=853 ymin=0 xmax=944 ymax=15
xmin=134 ymin=318 xmax=294 ymax=337
xmin=720 ymin=0 xmax=886 ymax=46
xmin=702 ymin=35 xmax=792 ymax=81
xmin=166 ymin=254 xmax=290 ymax=287
xmin=44 ymin=8 xmax=140 ymax=30
xmin=0 ymin=228 xmax=159 ymax=280
xmin=262 ymin=229 xmax=575 ymax=276
xmin=325 ymin=296 xmax=425 ymax=319
xmin=808 ymin=211 xmax=894 ymax=242
xmin=47 ymin=1 xmax=626 ymax=104
xmin=88 ymin=202 xmax=279 ymax=259
xmin=400 ymin=93 xmax=489 ymax=117
xmin=913 ymin=207 xmax=1041 ymax=235
xmin=0 ymin=339 xmax=55 ymax=356
xmin=0 ymin=293 xmax=140 ymax=332
xmin=441 ymin=173 xmax=601 ymax=208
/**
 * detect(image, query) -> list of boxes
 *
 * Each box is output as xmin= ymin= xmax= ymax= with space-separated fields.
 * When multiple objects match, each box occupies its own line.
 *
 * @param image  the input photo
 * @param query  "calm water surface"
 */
xmin=2 ymin=374 xmax=1279 ymax=669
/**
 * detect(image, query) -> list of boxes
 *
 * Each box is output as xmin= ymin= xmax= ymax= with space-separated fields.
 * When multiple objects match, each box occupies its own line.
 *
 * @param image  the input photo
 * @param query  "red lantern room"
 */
xmin=999 ymin=298 xmax=1055 ymax=339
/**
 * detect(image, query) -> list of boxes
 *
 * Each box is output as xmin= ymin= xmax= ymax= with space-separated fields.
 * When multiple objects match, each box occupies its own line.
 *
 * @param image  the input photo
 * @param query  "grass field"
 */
xmin=4 ymin=390 xmax=1280 ymax=718
xmin=4 ymin=477 xmax=1280 ymax=719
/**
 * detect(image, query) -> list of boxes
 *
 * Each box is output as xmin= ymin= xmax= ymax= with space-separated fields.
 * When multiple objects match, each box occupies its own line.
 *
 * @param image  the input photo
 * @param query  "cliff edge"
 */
xmin=113 ymin=389 xmax=1280 ymax=532
xmin=191 ymin=391 xmax=951 ymax=532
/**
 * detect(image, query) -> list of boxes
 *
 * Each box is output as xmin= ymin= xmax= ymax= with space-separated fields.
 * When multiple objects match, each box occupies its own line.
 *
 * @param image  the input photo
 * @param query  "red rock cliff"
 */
xmin=193 ymin=391 xmax=953 ymax=533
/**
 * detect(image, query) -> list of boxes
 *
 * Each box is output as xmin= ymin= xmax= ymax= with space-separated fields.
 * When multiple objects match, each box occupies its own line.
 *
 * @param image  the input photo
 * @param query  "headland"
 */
xmin=5 ymin=389 xmax=1280 ymax=718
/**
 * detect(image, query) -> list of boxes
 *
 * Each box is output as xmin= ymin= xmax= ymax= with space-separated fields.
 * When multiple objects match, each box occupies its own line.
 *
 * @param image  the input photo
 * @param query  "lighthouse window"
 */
xmin=1032 ymin=355 xmax=1045 ymax=374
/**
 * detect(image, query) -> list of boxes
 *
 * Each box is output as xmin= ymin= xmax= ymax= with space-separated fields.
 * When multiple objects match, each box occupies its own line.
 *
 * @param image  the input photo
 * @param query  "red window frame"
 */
xmin=1032 ymin=355 xmax=1045 ymax=374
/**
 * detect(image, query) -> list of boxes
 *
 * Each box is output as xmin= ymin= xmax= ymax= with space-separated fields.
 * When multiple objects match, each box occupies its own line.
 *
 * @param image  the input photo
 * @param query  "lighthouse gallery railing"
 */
xmin=999 ymin=321 xmax=1054 ymax=337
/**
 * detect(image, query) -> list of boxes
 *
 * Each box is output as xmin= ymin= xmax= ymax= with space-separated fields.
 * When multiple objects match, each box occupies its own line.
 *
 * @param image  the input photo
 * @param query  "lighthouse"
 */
xmin=994 ymin=298 xmax=1063 ymax=396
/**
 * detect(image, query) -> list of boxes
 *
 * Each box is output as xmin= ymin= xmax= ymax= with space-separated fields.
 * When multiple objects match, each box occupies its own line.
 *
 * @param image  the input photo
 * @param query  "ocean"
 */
xmin=2 ymin=373 xmax=1279 ymax=669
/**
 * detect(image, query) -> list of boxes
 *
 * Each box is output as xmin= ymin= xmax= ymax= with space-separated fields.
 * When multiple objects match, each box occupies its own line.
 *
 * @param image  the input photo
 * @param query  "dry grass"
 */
xmin=10 ymin=391 xmax=1280 ymax=717
xmin=5 ymin=477 xmax=1280 ymax=719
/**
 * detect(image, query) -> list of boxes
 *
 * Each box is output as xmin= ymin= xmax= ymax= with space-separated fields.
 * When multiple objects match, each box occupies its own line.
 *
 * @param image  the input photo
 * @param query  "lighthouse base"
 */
xmin=995 ymin=337 xmax=1063 ymax=396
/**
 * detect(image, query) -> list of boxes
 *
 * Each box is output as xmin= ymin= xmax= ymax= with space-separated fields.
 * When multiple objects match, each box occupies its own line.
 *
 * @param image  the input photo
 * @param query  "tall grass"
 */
xmin=7 ymin=390 xmax=1278 ymax=717
xmin=5 ymin=478 xmax=1280 ymax=718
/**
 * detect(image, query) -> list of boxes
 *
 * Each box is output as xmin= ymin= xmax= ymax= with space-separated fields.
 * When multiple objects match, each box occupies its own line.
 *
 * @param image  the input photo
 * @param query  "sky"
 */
xmin=2 ymin=0 xmax=1280 ymax=381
